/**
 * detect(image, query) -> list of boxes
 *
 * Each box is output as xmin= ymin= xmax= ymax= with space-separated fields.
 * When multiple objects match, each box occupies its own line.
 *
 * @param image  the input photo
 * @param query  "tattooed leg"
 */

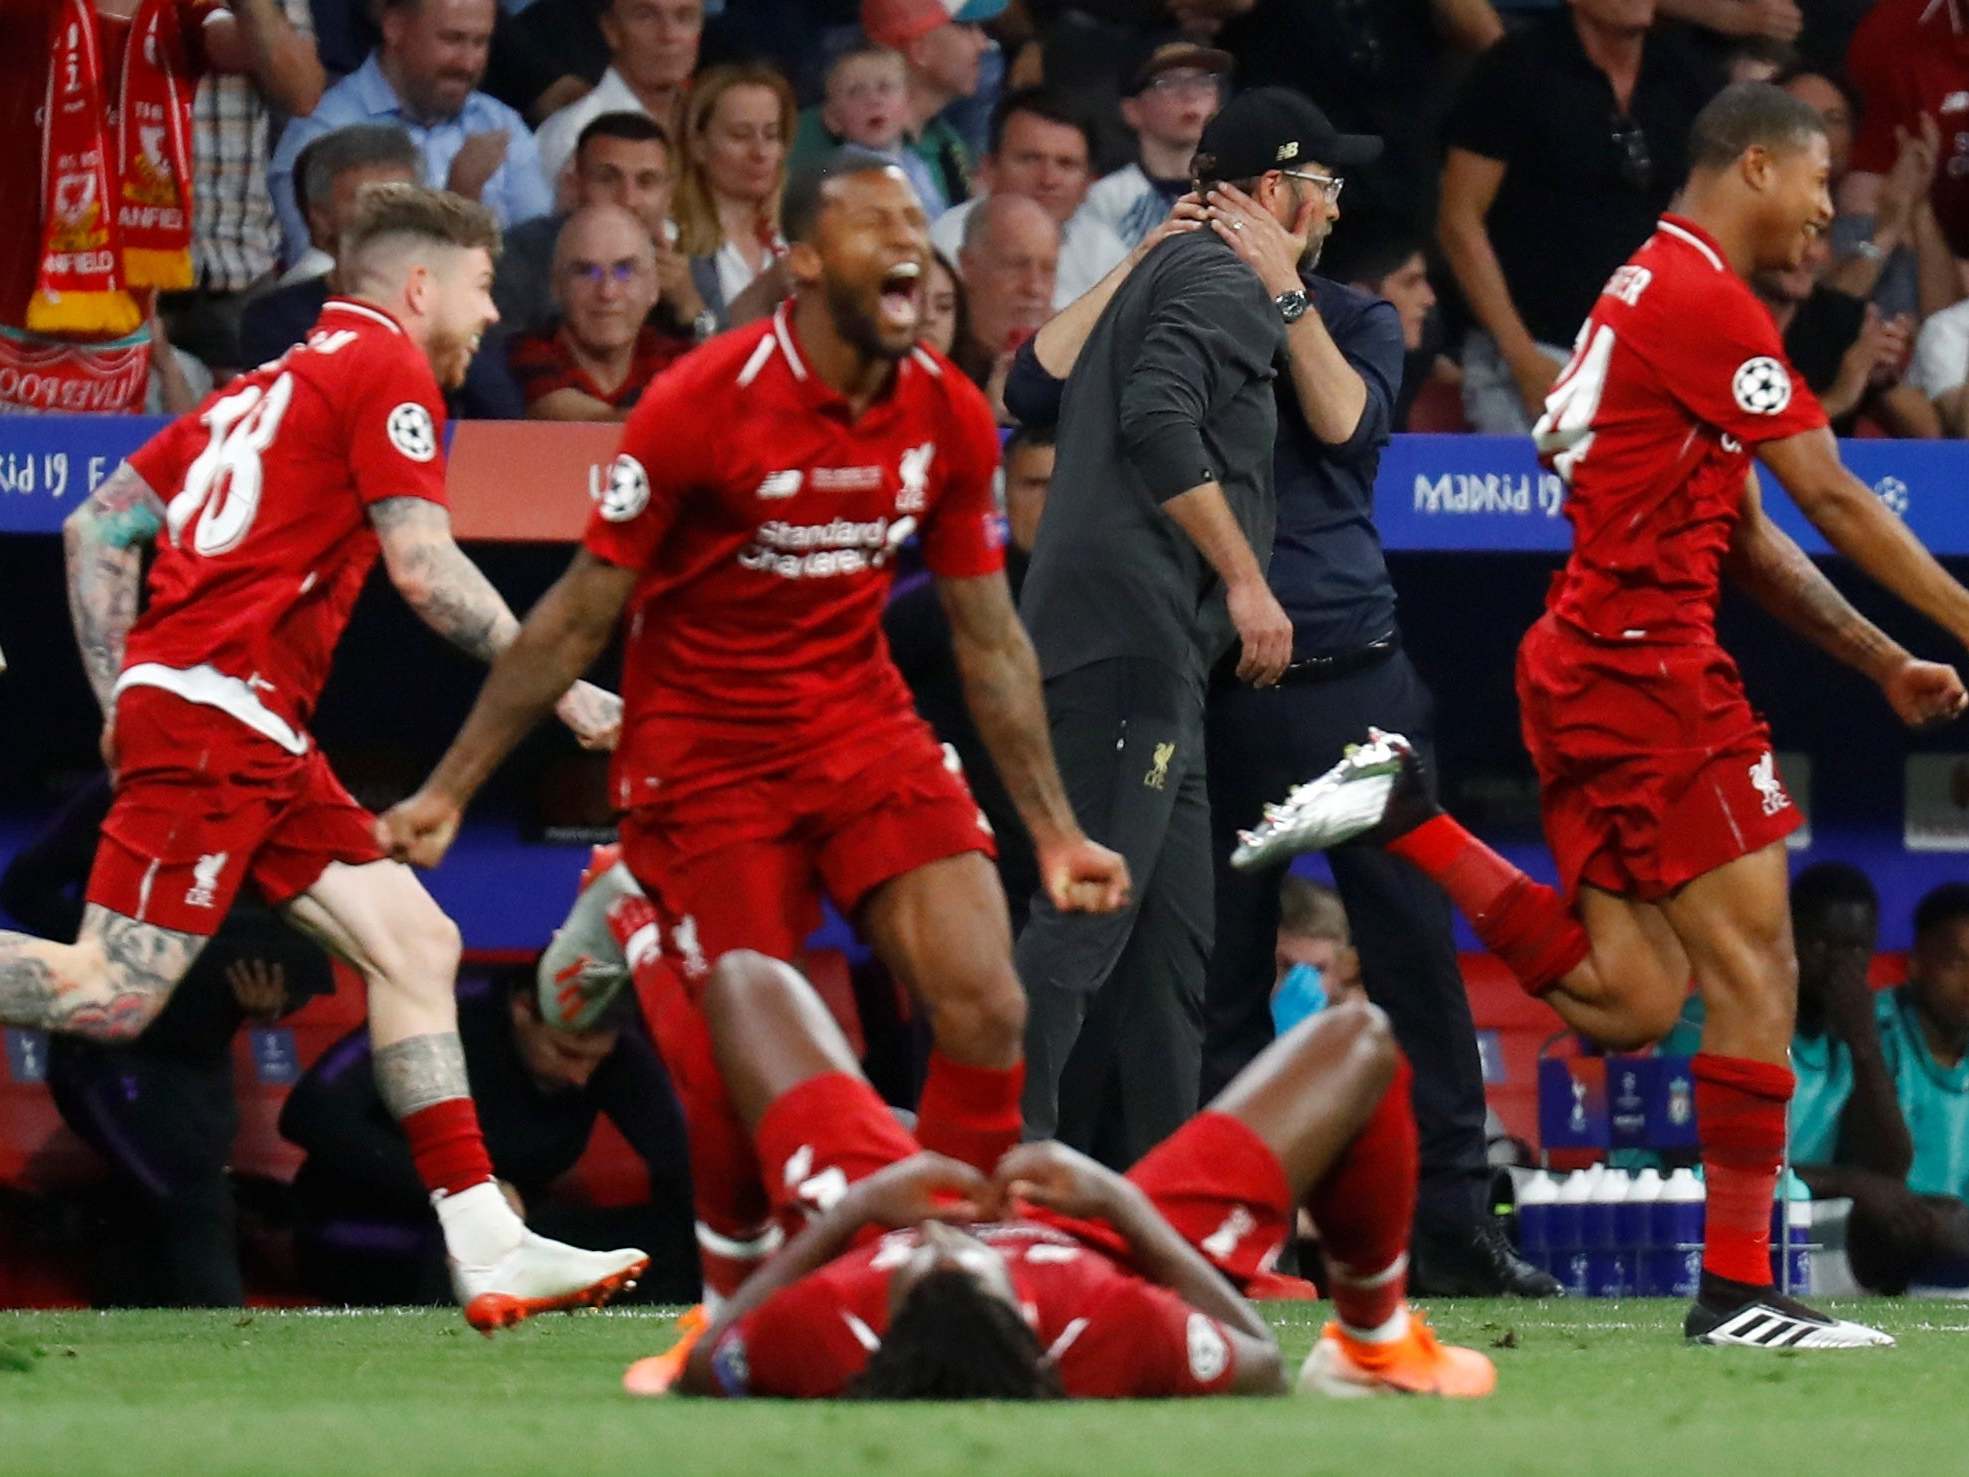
xmin=373 ymin=1033 xmax=471 ymax=1118
xmin=0 ymin=905 xmax=201 ymax=1043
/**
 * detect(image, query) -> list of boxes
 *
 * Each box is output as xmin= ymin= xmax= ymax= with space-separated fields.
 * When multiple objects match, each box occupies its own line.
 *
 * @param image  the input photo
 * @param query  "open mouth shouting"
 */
xmin=878 ymin=259 xmax=922 ymax=336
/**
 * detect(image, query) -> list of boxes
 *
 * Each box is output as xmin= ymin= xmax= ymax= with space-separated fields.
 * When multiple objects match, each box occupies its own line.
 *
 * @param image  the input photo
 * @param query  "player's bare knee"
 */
xmin=931 ymin=965 xmax=1026 ymax=1061
xmin=1597 ymin=993 xmax=1685 ymax=1053
xmin=367 ymin=900 xmax=462 ymax=1001
xmin=1329 ymin=999 xmax=1397 ymax=1086
xmin=703 ymin=950 xmax=798 ymax=1033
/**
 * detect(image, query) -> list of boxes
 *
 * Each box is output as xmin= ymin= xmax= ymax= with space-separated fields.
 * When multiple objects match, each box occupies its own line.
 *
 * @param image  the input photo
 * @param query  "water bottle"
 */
xmin=1516 ymin=1171 xmax=1558 ymax=1268
xmin=1649 ymin=1167 xmax=1705 ymax=1298
xmin=1586 ymin=1169 xmax=1632 ymax=1297
xmin=1553 ymin=1170 xmax=1594 ymax=1296
xmin=1771 ymin=1171 xmax=1812 ymax=1293
xmin=1622 ymin=1169 xmax=1663 ymax=1285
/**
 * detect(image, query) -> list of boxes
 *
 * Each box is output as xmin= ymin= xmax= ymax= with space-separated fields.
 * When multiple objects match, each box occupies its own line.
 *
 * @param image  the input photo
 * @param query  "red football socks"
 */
xmin=1693 ymin=1052 xmax=1793 ymax=1287
xmin=754 ymin=1071 xmax=923 ymax=1226
xmin=1311 ymin=1055 xmax=1419 ymax=1339
xmin=915 ymin=1050 xmax=1025 ymax=1173
xmin=401 ymin=1097 xmax=495 ymax=1199
xmin=1387 ymin=815 xmax=1590 ymax=996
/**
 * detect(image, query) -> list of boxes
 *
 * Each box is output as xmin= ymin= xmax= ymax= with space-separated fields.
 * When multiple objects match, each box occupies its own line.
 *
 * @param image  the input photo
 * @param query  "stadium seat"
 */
xmin=1460 ymin=953 xmax=1565 ymax=1148
xmin=228 ymin=962 xmax=370 ymax=1182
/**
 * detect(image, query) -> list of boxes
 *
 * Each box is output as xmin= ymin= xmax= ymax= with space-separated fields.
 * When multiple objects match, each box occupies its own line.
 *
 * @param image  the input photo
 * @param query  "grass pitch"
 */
xmin=0 ymin=1299 xmax=1962 ymax=1476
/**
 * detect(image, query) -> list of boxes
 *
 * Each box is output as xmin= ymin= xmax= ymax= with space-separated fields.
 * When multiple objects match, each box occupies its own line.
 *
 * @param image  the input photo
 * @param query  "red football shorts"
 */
xmin=1515 ymin=612 xmax=1802 ymax=902
xmin=86 ymin=686 xmax=387 ymax=935
xmin=618 ymin=718 xmax=995 ymax=978
xmin=1033 ymin=1112 xmax=1295 ymax=1291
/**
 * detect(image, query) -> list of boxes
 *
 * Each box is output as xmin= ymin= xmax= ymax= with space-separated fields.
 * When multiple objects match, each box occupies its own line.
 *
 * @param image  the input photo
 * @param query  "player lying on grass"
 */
xmin=617 ymin=948 xmax=1494 ymax=1400
xmin=1230 ymin=84 xmax=1969 ymax=1351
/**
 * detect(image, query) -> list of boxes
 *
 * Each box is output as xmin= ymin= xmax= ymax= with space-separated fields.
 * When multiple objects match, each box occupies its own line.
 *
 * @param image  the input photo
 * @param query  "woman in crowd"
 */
xmin=674 ymin=63 xmax=798 ymax=325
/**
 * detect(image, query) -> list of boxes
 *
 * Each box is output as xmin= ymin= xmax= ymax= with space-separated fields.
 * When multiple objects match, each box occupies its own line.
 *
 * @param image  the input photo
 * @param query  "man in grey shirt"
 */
xmin=1010 ymin=88 xmax=1378 ymax=1166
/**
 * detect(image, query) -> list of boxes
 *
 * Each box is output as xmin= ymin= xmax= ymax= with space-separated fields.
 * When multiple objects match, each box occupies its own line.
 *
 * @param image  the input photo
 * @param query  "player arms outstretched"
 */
xmin=5 ymin=184 xmax=640 ymax=1330
xmin=1235 ymin=85 xmax=1964 ymax=1350
xmin=380 ymin=150 xmax=1128 ymax=1304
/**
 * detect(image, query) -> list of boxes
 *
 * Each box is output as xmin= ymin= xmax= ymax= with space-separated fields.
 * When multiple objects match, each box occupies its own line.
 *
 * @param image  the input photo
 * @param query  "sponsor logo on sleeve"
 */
xmin=1731 ymin=357 xmax=1792 ymax=416
xmin=385 ymin=402 xmax=437 ymax=461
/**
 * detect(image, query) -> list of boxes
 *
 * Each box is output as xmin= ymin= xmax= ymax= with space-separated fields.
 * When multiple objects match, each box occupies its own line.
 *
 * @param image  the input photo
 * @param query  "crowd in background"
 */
xmin=7 ymin=0 xmax=1969 ymax=438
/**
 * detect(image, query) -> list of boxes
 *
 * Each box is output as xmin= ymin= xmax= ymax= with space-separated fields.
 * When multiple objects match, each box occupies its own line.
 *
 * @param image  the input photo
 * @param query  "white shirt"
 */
xmin=1909 ymin=298 xmax=1969 ymax=398
xmin=1082 ymin=164 xmax=1167 ymax=251
xmin=535 ymin=68 xmax=651 ymax=199
xmin=930 ymin=195 xmax=1130 ymax=310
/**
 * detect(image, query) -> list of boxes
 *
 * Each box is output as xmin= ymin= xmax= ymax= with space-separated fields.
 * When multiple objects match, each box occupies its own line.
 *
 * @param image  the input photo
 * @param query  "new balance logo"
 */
xmin=184 ymin=852 xmax=228 ymax=909
xmin=756 ymin=470 xmax=803 ymax=499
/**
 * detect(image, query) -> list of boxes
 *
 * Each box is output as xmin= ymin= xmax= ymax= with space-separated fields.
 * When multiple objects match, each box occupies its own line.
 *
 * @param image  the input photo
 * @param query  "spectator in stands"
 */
xmin=495 ymin=113 xmax=706 ymax=338
xmin=0 ymin=0 xmax=287 ymax=414
xmin=531 ymin=0 xmax=703 ymax=196
xmin=953 ymin=191 xmax=1058 ymax=414
xmin=509 ymin=203 xmax=690 ymax=419
xmin=816 ymin=0 xmax=1000 ymax=213
xmin=1658 ymin=865 xmax=1969 ymax=1294
xmin=885 ymin=425 xmax=1051 ymax=938
xmin=1779 ymin=64 xmax=1855 ymax=183
xmin=1755 ymin=232 xmax=1936 ymax=437
xmin=282 ymin=966 xmax=697 ymax=1306
xmin=1720 ymin=34 xmax=1797 ymax=83
xmin=1 ymin=778 xmax=333 ymax=1307
xmin=672 ymin=62 xmax=796 ymax=325
xmin=1840 ymin=0 xmax=1969 ymax=315
xmin=1082 ymin=34 xmax=1229 ymax=252
xmin=269 ymin=0 xmax=553 ymax=267
xmin=245 ymin=124 xmax=525 ymax=415
xmin=1326 ymin=225 xmax=1445 ymax=431
xmin=164 ymin=0 xmax=327 ymax=374
xmin=1201 ymin=0 xmax=1503 ymax=242
xmin=921 ymin=247 xmax=967 ymax=358
xmin=792 ymin=45 xmax=950 ymax=219
xmin=1438 ymin=0 xmax=1720 ymax=432
xmin=931 ymin=87 xmax=1128 ymax=309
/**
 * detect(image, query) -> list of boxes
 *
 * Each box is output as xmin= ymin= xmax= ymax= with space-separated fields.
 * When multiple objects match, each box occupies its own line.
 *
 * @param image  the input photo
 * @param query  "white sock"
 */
xmin=434 ymin=1180 xmax=525 ymax=1268
xmin=1340 ymin=1303 xmax=1411 ymax=1346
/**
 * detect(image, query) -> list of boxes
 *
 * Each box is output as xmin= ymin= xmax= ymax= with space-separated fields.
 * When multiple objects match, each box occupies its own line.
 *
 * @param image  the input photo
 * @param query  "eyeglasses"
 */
xmin=564 ymin=259 xmax=644 ymax=287
xmin=1611 ymin=120 xmax=1653 ymax=191
xmin=1281 ymin=169 xmax=1344 ymax=204
xmin=1144 ymin=69 xmax=1225 ymax=97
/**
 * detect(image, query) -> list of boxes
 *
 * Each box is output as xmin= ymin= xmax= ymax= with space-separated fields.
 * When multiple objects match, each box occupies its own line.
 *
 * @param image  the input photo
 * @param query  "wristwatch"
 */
xmin=1274 ymin=287 xmax=1310 ymax=324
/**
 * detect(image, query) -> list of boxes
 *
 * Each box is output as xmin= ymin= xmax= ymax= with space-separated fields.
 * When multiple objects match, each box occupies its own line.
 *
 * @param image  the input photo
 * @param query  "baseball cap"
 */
xmin=1193 ymin=85 xmax=1382 ymax=181
xmin=1121 ymin=32 xmax=1232 ymax=97
xmin=862 ymin=0 xmax=1008 ymax=52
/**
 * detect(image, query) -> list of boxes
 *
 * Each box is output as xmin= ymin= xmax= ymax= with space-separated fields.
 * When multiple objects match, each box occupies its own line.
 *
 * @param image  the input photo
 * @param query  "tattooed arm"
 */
xmin=0 ymin=904 xmax=201 ymax=1043
xmin=1725 ymin=468 xmax=1968 ymax=728
xmin=368 ymin=497 xmax=621 ymax=748
xmin=936 ymin=571 xmax=1130 ymax=913
xmin=63 ymin=461 xmax=165 ymax=717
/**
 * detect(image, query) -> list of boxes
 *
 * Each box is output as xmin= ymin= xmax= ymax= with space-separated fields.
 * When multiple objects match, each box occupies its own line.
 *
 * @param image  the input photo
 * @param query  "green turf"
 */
xmin=0 ymin=1300 xmax=1963 ymax=1475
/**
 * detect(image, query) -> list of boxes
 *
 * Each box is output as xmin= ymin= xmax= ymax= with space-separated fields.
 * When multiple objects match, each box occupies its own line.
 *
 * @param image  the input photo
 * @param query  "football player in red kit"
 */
xmin=382 ymin=149 xmax=1130 ymax=1301
xmin=0 ymin=184 xmax=646 ymax=1329
xmin=1237 ymin=84 xmax=1969 ymax=1349
xmin=621 ymin=948 xmax=1494 ymax=1400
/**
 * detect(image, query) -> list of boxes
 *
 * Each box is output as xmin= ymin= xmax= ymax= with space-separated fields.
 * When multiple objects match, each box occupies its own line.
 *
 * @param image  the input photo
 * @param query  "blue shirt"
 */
xmin=1268 ymin=275 xmax=1403 ymax=656
xmin=1660 ymin=998 xmax=1853 ymax=1166
xmin=1876 ymin=985 xmax=1969 ymax=1201
xmin=268 ymin=54 xmax=553 ymax=267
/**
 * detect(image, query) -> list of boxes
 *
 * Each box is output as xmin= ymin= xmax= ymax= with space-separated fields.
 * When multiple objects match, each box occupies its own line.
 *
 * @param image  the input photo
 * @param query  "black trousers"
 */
xmin=47 ymin=1042 xmax=243 ymax=1307
xmin=1203 ymin=647 xmax=1493 ymax=1233
xmin=1017 ymin=657 xmax=1213 ymax=1168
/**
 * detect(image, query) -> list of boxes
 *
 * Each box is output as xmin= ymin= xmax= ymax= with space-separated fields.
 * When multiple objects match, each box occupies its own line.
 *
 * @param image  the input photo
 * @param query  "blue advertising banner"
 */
xmin=2 ymin=420 xmax=1964 ymax=551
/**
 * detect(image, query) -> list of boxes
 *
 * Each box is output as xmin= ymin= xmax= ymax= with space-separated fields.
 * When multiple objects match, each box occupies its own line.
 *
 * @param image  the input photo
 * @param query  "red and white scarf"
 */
xmin=29 ymin=0 xmax=197 ymax=337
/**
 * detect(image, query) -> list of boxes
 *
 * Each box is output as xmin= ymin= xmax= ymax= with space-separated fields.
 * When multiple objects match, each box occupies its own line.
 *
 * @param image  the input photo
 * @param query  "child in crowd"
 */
xmin=822 ymin=45 xmax=948 ymax=217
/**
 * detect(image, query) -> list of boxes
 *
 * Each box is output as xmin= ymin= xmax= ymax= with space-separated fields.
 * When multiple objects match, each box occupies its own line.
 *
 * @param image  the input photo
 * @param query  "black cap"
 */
xmin=1193 ymin=86 xmax=1382 ymax=181
xmin=1122 ymin=32 xmax=1232 ymax=96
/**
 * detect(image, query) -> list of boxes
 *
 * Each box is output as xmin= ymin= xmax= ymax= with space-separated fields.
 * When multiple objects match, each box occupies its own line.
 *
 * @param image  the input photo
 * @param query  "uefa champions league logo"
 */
xmin=1731 ymin=356 xmax=1792 ymax=416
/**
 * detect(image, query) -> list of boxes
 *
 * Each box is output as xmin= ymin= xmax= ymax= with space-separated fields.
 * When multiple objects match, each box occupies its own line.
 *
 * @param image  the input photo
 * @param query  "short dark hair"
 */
xmin=301 ymin=124 xmax=421 ymax=218
xmin=781 ymin=146 xmax=908 ymax=243
xmin=1791 ymin=862 xmax=1879 ymax=930
xmin=1006 ymin=424 xmax=1055 ymax=460
xmin=987 ymin=87 xmax=1095 ymax=163
xmin=1323 ymin=223 xmax=1425 ymax=289
xmin=576 ymin=110 xmax=671 ymax=160
xmin=1687 ymin=81 xmax=1827 ymax=172
xmin=1774 ymin=65 xmax=1861 ymax=122
xmin=341 ymin=183 xmax=503 ymax=285
xmin=846 ymin=1269 xmax=1065 ymax=1401
xmin=1914 ymin=882 xmax=1969 ymax=940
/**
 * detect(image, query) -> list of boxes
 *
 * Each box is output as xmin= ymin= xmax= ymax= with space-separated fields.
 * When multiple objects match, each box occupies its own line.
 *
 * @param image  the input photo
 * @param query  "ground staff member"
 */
xmin=1008 ymin=88 xmax=1346 ymax=1168
xmin=1198 ymin=176 xmax=1558 ymax=1298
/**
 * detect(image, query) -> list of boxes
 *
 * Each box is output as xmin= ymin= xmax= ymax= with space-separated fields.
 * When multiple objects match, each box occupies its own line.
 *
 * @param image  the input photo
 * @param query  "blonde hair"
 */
xmin=341 ymin=182 xmax=501 ymax=289
xmin=673 ymin=63 xmax=797 ymax=259
xmin=1279 ymin=876 xmax=1350 ymax=945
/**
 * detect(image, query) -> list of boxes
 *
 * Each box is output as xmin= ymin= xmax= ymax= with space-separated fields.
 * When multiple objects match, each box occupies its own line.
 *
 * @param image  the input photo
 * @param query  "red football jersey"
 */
xmin=1532 ymin=215 xmax=1828 ymax=646
xmin=122 ymin=298 xmax=448 ymax=748
xmin=1848 ymin=0 xmax=1969 ymax=258
xmin=583 ymin=303 xmax=1005 ymax=809
xmin=705 ymin=1221 xmax=1243 ymax=1399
